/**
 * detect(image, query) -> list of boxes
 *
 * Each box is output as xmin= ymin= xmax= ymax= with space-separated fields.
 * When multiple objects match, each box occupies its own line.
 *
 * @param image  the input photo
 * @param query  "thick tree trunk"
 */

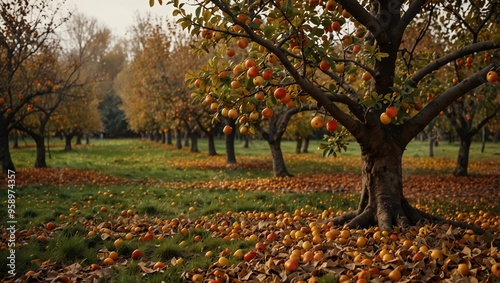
xmin=166 ymin=130 xmax=173 ymax=145
xmin=190 ymin=131 xmax=199 ymax=153
xmin=225 ymin=119 xmax=237 ymax=165
xmin=34 ymin=135 xmax=47 ymax=168
xmin=331 ymin=139 xmax=484 ymax=234
xmin=333 ymin=143 xmax=423 ymax=232
xmin=65 ymin=134 xmax=73 ymax=152
xmin=184 ymin=131 xmax=189 ymax=147
xmin=454 ymin=136 xmax=471 ymax=176
xmin=242 ymin=135 xmax=249 ymax=148
xmin=302 ymin=136 xmax=310 ymax=153
xmin=76 ymin=134 xmax=82 ymax=145
xmin=295 ymin=137 xmax=302 ymax=154
xmin=207 ymin=132 xmax=217 ymax=156
xmin=85 ymin=135 xmax=90 ymax=145
xmin=0 ymin=128 xmax=15 ymax=175
xmin=175 ymin=128 xmax=182 ymax=149
xmin=269 ymin=140 xmax=292 ymax=177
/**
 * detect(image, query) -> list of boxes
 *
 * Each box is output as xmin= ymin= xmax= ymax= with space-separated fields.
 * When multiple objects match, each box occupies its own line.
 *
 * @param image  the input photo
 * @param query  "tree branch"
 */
xmin=397 ymin=0 xmax=428 ymax=37
xmin=408 ymin=41 xmax=500 ymax=88
xmin=401 ymin=64 xmax=494 ymax=146
xmin=470 ymin=106 xmax=500 ymax=138
xmin=336 ymin=0 xmax=390 ymax=44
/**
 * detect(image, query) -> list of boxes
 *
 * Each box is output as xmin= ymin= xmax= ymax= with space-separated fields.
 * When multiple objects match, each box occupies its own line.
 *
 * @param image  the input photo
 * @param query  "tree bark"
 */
xmin=190 ymin=131 xmax=199 ymax=153
xmin=34 ymin=135 xmax=47 ymax=168
xmin=76 ymin=134 xmax=82 ymax=145
xmin=225 ymin=119 xmax=237 ymax=165
xmin=175 ymin=128 xmax=182 ymax=149
xmin=295 ymin=137 xmax=302 ymax=154
xmin=302 ymin=136 xmax=310 ymax=153
xmin=454 ymin=136 xmax=471 ymax=176
xmin=166 ymin=130 xmax=173 ymax=145
xmin=242 ymin=135 xmax=249 ymax=148
xmin=207 ymin=131 xmax=217 ymax=156
xmin=0 ymin=127 xmax=15 ymax=175
xmin=333 ymin=141 xmax=423 ymax=232
xmin=65 ymin=134 xmax=74 ymax=152
xmin=184 ymin=131 xmax=189 ymax=147
xmin=269 ymin=139 xmax=292 ymax=177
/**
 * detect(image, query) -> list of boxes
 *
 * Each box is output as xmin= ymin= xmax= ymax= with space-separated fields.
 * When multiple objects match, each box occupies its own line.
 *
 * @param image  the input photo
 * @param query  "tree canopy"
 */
xmin=155 ymin=0 xmax=499 ymax=231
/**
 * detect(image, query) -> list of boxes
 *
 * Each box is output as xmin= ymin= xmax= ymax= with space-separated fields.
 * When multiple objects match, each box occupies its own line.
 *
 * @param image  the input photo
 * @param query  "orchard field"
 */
xmin=1 ymin=138 xmax=500 ymax=282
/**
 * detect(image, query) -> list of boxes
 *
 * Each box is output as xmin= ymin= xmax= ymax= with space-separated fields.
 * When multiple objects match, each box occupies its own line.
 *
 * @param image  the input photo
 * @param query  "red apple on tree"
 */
xmin=223 ymin=125 xmax=233 ymax=135
xmin=319 ymin=60 xmax=330 ymax=71
xmin=274 ymin=87 xmax=287 ymax=100
xmin=245 ymin=58 xmax=257 ymax=68
xmin=237 ymin=38 xmax=248 ymax=49
xmin=261 ymin=107 xmax=273 ymax=119
xmin=385 ymin=106 xmax=398 ymax=118
xmin=262 ymin=69 xmax=273 ymax=80
xmin=326 ymin=120 xmax=338 ymax=132
xmin=331 ymin=21 xmax=341 ymax=32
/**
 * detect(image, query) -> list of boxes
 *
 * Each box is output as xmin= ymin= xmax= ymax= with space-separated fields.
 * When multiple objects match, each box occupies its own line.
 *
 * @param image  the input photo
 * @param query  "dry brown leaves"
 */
xmin=165 ymin=173 xmax=500 ymax=205
xmin=2 ymin=168 xmax=131 ymax=187
xmin=3 ymin=156 xmax=500 ymax=282
xmin=7 ymin=208 xmax=500 ymax=282
xmin=7 ymin=165 xmax=499 ymax=205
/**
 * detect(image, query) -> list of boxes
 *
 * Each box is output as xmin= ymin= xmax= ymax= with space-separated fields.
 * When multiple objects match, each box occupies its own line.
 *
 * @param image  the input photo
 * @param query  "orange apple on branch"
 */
xmin=311 ymin=116 xmax=324 ymax=129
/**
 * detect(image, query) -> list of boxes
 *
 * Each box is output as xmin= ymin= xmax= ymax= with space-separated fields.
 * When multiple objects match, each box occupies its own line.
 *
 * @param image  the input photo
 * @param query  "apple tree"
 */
xmin=13 ymin=44 xmax=68 ymax=167
xmin=0 ymin=0 xmax=70 ymax=174
xmin=396 ymin=3 xmax=500 ymax=175
xmin=117 ymin=18 xmax=215 ymax=153
xmin=158 ymin=0 xmax=499 ymax=231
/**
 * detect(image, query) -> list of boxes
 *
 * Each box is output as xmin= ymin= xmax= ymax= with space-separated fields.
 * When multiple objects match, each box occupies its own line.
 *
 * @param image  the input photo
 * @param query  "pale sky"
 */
xmin=63 ymin=0 xmax=173 ymax=37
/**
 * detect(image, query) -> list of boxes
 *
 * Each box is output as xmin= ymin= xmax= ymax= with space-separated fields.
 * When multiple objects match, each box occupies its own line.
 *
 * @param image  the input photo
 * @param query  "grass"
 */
xmin=9 ymin=137 xmax=500 ymax=179
xmin=1 ymin=137 xmax=499 ymax=282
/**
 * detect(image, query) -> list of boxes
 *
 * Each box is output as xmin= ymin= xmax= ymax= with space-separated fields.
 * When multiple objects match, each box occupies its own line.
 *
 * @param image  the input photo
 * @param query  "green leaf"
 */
xmin=283 ymin=0 xmax=294 ymax=15
xmin=374 ymin=52 xmax=389 ymax=61
xmin=263 ymin=25 xmax=276 ymax=38
xmin=248 ymin=21 xmax=261 ymax=30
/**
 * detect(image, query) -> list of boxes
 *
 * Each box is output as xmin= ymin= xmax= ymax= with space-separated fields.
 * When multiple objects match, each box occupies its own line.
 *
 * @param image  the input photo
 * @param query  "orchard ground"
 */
xmin=1 ymin=138 xmax=499 ymax=282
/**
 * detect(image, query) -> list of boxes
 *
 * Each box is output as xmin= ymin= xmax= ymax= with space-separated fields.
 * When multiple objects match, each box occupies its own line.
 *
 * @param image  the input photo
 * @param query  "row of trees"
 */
xmin=0 ymin=0 xmax=127 ymax=173
xmin=150 ymin=0 xmax=499 ymax=231
xmin=0 ymin=0 xmax=320 ymax=176
xmin=116 ymin=9 xmax=499 ymax=180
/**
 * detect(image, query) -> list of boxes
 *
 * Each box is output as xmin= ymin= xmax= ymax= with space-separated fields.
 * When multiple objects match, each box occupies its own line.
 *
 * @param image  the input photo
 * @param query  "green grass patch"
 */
xmin=9 ymin=138 xmax=500 ymax=179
